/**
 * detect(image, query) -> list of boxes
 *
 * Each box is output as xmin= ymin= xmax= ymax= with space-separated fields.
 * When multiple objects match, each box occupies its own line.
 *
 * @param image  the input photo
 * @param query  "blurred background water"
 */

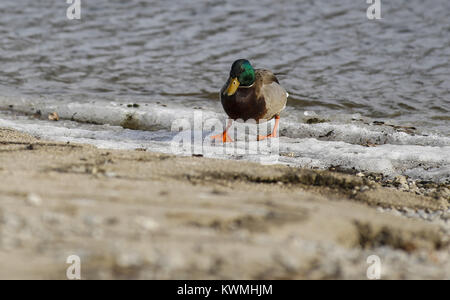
xmin=0 ymin=0 xmax=448 ymax=134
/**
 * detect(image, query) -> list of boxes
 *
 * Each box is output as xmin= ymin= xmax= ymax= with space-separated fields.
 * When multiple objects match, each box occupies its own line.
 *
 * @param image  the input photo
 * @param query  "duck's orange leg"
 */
xmin=211 ymin=119 xmax=233 ymax=143
xmin=257 ymin=115 xmax=280 ymax=141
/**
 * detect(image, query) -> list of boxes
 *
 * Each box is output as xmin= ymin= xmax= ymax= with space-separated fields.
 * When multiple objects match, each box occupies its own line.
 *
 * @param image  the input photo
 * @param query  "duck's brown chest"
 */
xmin=220 ymin=88 xmax=267 ymax=122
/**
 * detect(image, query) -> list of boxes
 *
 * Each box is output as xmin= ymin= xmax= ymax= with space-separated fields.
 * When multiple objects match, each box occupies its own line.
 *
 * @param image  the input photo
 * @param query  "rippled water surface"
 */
xmin=0 ymin=0 xmax=449 ymax=134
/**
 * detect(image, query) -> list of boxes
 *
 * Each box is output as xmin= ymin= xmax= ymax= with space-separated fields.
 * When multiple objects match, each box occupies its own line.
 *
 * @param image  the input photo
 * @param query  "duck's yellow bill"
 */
xmin=226 ymin=77 xmax=240 ymax=96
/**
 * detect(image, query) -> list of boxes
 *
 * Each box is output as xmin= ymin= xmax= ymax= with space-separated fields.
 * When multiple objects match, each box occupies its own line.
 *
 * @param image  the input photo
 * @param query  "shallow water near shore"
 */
xmin=0 ymin=0 xmax=449 ymax=183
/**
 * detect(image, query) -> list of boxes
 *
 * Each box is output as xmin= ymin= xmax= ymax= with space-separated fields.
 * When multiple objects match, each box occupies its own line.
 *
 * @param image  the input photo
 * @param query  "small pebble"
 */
xmin=48 ymin=112 xmax=59 ymax=121
xmin=136 ymin=217 xmax=159 ymax=231
xmin=26 ymin=193 xmax=42 ymax=206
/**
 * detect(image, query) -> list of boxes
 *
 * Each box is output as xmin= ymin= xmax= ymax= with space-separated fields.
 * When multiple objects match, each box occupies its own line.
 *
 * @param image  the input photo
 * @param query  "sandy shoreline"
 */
xmin=0 ymin=127 xmax=448 ymax=279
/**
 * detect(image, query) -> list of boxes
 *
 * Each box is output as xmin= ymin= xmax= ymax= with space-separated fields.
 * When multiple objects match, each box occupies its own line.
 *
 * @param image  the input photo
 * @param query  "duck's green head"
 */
xmin=225 ymin=59 xmax=255 ymax=96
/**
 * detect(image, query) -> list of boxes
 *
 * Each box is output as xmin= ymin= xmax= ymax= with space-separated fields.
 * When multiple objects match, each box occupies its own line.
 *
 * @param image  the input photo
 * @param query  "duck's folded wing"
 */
xmin=260 ymin=82 xmax=288 ymax=119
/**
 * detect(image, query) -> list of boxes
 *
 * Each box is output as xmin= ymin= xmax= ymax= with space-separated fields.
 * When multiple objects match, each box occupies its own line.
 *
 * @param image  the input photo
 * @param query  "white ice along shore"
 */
xmin=0 ymin=96 xmax=449 ymax=184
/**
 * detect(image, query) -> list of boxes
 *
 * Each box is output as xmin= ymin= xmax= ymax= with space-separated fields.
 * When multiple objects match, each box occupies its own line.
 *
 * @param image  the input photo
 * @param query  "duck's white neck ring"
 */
xmin=238 ymin=82 xmax=255 ymax=89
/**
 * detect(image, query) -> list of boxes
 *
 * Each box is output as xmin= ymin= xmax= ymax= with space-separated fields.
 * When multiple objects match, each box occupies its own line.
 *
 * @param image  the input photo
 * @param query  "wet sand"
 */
xmin=0 ymin=127 xmax=448 ymax=279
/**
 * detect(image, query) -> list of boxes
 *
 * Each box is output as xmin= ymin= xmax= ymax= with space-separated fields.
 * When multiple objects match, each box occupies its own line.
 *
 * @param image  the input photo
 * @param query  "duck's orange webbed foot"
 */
xmin=211 ymin=120 xmax=234 ymax=143
xmin=257 ymin=133 xmax=277 ymax=141
xmin=257 ymin=115 xmax=280 ymax=141
xmin=211 ymin=131 xmax=233 ymax=143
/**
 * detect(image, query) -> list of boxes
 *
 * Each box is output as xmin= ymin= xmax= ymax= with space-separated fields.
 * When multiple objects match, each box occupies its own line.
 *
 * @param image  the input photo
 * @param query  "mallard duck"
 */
xmin=211 ymin=59 xmax=288 ymax=142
